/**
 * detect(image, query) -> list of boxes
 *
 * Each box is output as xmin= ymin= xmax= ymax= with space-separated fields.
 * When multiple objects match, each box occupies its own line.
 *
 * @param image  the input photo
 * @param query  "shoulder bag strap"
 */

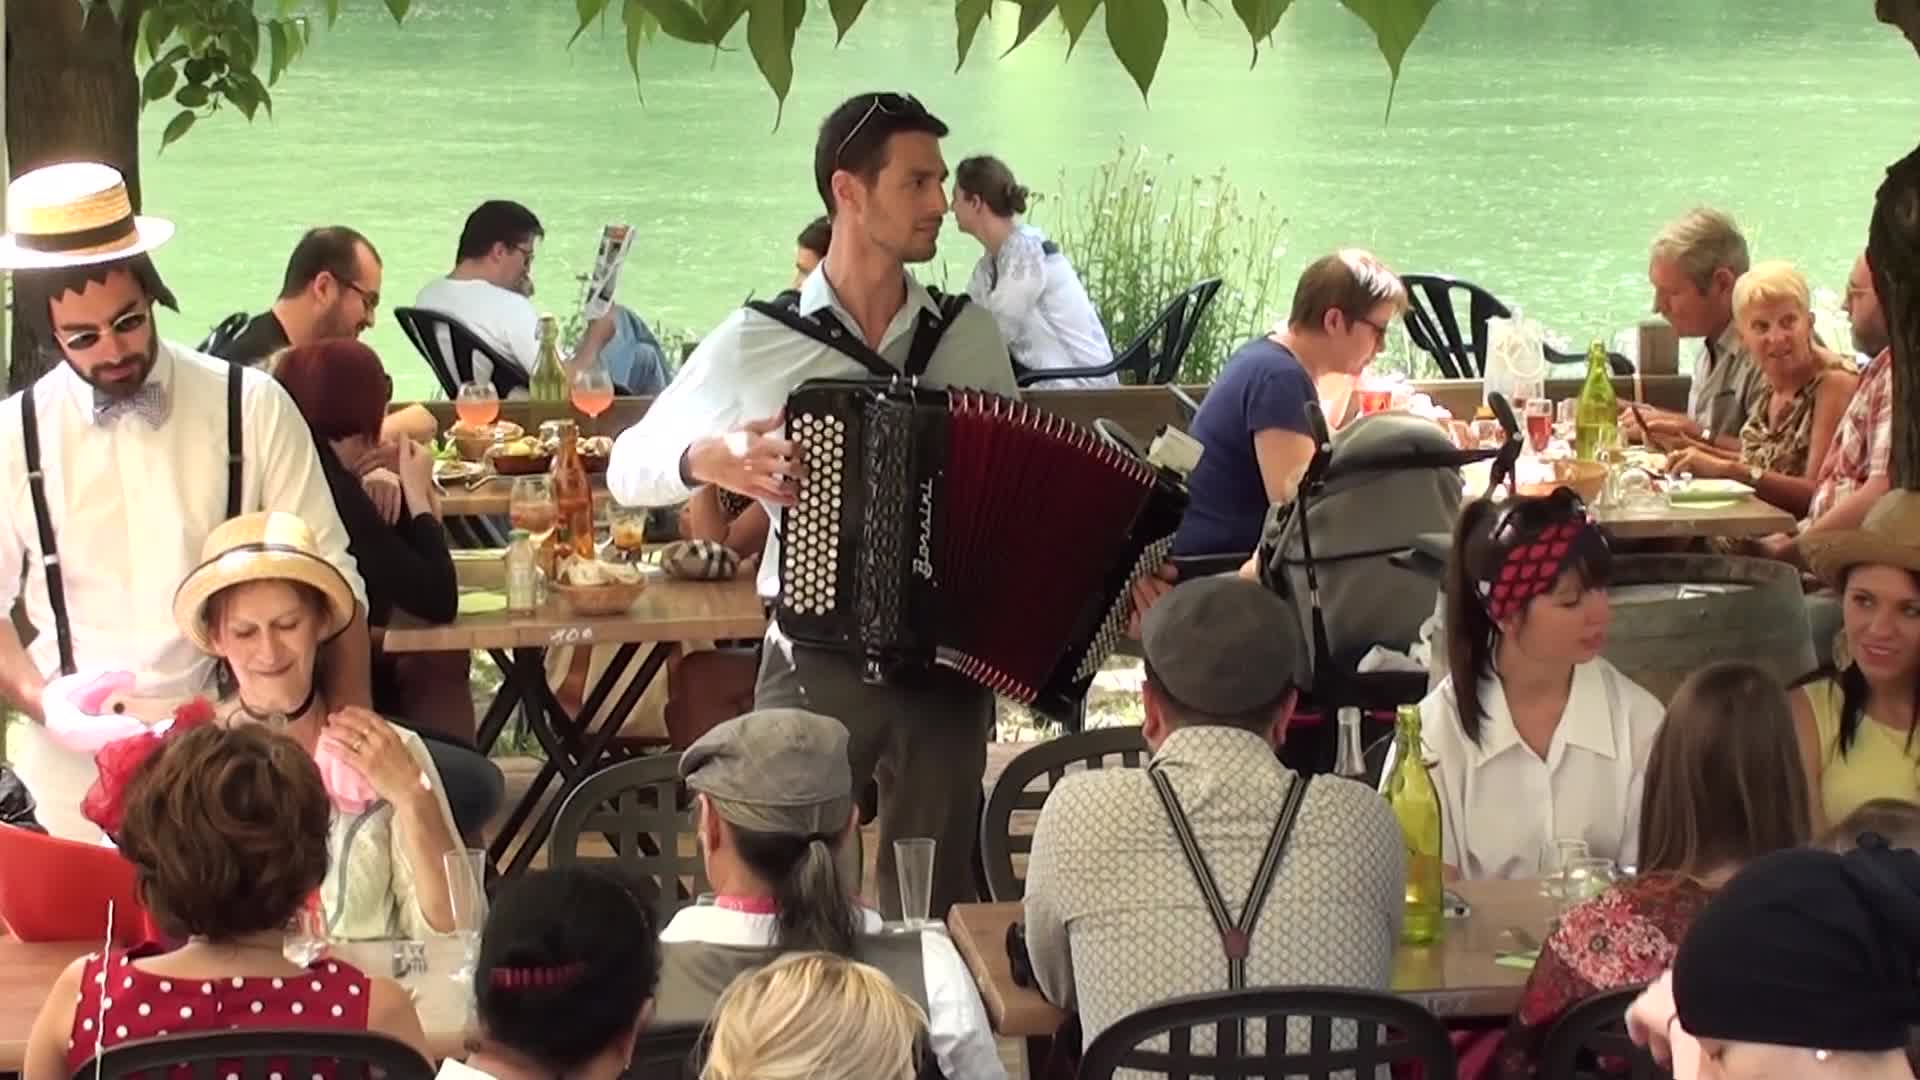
xmin=226 ymin=363 xmax=244 ymax=519
xmin=20 ymin=387 xmax=77 ymax=676
xmin=905 ymin=292 xmax=970 ymax=379
xmin=746 ymin=300 xmax=896 ymax=379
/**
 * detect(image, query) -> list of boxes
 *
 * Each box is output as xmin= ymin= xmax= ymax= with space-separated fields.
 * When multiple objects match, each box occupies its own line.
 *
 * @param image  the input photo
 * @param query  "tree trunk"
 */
xmin=4 ymin=0 xmax=143 ymax=392
xmin=1869 ymin=144 xmax=1920 ymax=492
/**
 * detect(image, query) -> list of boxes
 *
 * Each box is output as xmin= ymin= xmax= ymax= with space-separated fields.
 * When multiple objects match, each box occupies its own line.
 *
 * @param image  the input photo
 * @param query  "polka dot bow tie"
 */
xmin=92 ymin=383 xmax=168 ymax=428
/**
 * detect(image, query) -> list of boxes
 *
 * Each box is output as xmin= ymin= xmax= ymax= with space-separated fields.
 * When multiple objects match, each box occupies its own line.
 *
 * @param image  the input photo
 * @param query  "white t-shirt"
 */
xmin=966 ymin=224 xmax=1116 ymax=388
xmin=1419 ymin=656 xmax=1664 ymax=880
xmin=659 ymin=904 xmax=1007 ymax=1080
xmin=413 ymin=277 xmax=538 ymax=388
xmin=435 ymin=1059 xmax=495 ymax=1080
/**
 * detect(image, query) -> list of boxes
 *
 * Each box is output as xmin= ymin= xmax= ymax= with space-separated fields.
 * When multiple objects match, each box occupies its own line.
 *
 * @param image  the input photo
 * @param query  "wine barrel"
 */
xmin=1600 ymin=554 xmax=1816 ymax=702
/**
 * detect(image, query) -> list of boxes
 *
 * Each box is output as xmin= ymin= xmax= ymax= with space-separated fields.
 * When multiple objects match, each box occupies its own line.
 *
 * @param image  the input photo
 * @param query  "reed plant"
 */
xmin=1038 ymin=140 xmax=1290 ymax=383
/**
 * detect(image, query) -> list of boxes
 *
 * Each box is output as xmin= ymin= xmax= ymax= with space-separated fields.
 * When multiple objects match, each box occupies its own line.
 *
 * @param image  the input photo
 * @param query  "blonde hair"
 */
xmin=1650 ymin=207 xmax=1750 ymax=291
xmin=701 ymin=952 xmax=927 ymax=1080
xmin=1731 ymin=260 xmax=1811 ymax=321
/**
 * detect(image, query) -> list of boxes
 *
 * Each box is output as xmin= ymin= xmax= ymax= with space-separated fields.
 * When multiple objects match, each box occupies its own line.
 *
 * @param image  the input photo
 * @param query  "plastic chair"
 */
xmin=75 ymin=1029 xmax=433 ymax=1080
xmin=979 ymin=726 xmax=1148 ymax=901
xmin=1017 ymin=278 xmax=1223 ymax=387
xmin=1080 ymin=986 xmax=1458 ymax=1080
xmin=628 ymin=1023 xmax=708 ymax=1080
xmin=1540 ymin=985 xmax=1672 ymax=1080
xmin=1400 ymin=273 xmax=1632 ymax=379
xmin=548 ymin=754 xmax=709 ymax=930
xmin=0 ymin=823 xmax=155 ymax=945
xmin=392 ymin=305 xmax=529 ymax=399
xmin=195 ymin=312 xmax=249 ymax=358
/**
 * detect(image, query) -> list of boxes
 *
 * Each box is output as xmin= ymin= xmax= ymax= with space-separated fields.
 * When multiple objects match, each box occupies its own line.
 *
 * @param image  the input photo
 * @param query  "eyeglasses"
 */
xmin=512 ymin=243 xmax=536 ymax=266
xmin=833 ymin=92 xmax=925 ymax=168
xmin=1352 ymin=314 xmax=1390 ymax=343
xmin=337 ymin=278 xmax=380 ymax=310
xmin=57 ymin=307 xmax=150 ymax=353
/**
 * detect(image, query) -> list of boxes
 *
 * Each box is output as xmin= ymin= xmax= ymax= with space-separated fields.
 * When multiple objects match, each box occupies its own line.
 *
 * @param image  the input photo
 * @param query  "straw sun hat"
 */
xmin=0 ymin=161 xmax=175 ymax=270
xmin=172 ymin=513 xmax=356 ymax=655
xmin=1798 ymin=489 xmax=1920 ymax=588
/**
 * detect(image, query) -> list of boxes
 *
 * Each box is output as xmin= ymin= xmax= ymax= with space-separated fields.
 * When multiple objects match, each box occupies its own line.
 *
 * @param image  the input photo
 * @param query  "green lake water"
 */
xmin=135 ymin=0 xmax=1918 ymax=401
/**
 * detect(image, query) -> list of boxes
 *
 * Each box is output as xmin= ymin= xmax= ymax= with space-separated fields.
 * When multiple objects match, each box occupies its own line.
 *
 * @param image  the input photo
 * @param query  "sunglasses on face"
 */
xmin=833 ymin=92 xmax=926 ymax=168
xmin=57 ymin=308 xmax=150 ymax=353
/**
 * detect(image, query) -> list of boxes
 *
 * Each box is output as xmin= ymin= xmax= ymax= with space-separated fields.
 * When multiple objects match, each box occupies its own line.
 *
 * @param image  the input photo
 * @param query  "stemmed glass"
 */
xmin=444 ymin=849 xmax=488 ymax=984
xmin=455 ymin=381 xmax=499 ymax=429
xmin=570 ymin=363 xmax=615 ymax=437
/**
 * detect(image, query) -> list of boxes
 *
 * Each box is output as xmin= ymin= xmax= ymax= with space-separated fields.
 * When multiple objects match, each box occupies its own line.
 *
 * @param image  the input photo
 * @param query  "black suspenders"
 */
xmin=745 ymin=292 xmax=969 ymax=380
xmin=20 ymin=364 xmax=245 ymax=676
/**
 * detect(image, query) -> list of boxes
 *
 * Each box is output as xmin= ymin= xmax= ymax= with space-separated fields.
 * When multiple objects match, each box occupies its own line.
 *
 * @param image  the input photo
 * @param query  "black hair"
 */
xmin=1141 ymin=658 xmax=1291 ymax=736
xmin=1444 ymin=493 xmax=1612 ymax=744
xmin=812 ymin=93 xmax=950 ymax=215
xmin=796 ymin=215 xmax=832 ymax=258
xmin=1792 ymin=565 xmax=1920 ymax=758
xmin=279 ymin=226 xmax=379 ymax=300
xmin=13 ymin=254 xmax=178 ymax=354
xmin=475 ymin=867 xmax=660 ymax=1073
xmin=730 ymin=821 xmax=860 ymax=957
xmin=456 ymin=200 xmax=544 ymax=263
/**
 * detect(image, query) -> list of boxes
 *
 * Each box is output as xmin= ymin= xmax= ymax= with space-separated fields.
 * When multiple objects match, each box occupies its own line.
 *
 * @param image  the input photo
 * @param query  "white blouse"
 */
xmin=1419 ymin=657 xmax=1664 ymax=881
xmin=323 ymin=727 xmax=463 ymax=941
xmin=965 ymin=225 xmax=1116 ymax=388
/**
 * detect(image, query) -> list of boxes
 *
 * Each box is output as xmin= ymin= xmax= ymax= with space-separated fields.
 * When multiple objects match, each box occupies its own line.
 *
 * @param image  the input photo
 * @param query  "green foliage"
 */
xmin=99 ymin=0 xmax=1442 ymax=144
xmin=1037 ymin=141 xmax=1291 ymax=383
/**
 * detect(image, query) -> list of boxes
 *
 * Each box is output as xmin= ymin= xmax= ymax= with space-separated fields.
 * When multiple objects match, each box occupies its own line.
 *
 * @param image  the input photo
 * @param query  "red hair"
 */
xmin=273 ymin=338 xmax=394 ymax=443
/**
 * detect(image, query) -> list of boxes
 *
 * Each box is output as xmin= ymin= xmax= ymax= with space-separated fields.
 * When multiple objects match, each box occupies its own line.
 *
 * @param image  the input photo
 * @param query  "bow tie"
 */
xmin=93 ymin=382 xmax=168 ymax=428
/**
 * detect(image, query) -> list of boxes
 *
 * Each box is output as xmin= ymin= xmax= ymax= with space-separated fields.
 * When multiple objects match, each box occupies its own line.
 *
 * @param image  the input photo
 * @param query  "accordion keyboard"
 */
xmin=783 ymin=409 xmax=847 ymax=618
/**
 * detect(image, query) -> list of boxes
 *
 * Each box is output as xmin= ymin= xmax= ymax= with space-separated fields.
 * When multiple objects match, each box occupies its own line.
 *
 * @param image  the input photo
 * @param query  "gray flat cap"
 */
xmin=1142 ymin=575 xmax=1306 ymax=715
xmin=680 ymin=708 xmax=853 ymax=835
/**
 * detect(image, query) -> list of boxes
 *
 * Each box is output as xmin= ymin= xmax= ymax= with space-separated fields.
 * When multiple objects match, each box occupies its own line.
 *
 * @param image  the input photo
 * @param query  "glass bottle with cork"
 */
xmin=1384 ymin=703 xmax=1445 ymax=945
xmin=550 ymin=420 xmax=595 ymax=560
xmin=529 ymin=313 xmax=569 ymax=430
xmin=1573 ymin=340 xmax=1619 ymax=463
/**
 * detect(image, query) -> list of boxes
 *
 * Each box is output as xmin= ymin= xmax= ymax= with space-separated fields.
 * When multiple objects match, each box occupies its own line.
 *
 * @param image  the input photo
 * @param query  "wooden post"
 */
xmin=1868 ymin=145 xmax=1920 ymax=492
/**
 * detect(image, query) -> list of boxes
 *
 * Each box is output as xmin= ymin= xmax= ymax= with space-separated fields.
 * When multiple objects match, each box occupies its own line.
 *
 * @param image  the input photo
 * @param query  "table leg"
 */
xmin=473 ymin=649 xmax=525 ymax=755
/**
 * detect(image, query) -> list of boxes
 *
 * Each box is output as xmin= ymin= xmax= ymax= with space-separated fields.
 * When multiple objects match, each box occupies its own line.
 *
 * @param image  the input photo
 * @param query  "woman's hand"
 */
xmin=321 ymin=707 xmax=429 ymax=808
xmin=360 ymin=468 xmax=404 ymax=526
xmin=1667 ymin=447 xmax=1734 ymax=481
xmin=395 ymin=438 xmax=440 ymax=520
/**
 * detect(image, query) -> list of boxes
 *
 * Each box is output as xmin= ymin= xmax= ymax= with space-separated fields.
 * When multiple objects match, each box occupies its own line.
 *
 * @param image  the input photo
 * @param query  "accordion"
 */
xmin=776 ymin=378 xmax=1187 ymax=718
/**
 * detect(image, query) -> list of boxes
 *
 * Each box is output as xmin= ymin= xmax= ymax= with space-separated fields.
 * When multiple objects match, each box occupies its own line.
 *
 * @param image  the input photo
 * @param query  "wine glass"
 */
xmin=455 ymin=381 xmax=499 ymax=430
xmin=1524 ymin=398 xmax=1553 ymax=456
xmin=571 ymin=364 xmax=615 ymax=436
xmin=509 ymin=476 xmax=558 ymax=556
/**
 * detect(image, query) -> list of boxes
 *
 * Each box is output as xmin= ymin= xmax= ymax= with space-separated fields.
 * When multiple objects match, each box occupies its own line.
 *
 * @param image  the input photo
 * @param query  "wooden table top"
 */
xmin=0 ymin=939 xmax=473 ymax=1070
xmin=437 ymin=473 xmax=610 ymax=519
xmin=384 ymin=568 xmax=766 ymax=653
xmin=1592 ymin=495 xmax=1796 ymax=540
xmin=946 ymin=877 xmax=1556 ymax=1039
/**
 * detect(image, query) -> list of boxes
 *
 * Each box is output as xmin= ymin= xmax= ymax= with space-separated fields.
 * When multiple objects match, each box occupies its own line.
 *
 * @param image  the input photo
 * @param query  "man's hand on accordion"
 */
xmin=1126 ymin=563 xmax=1180 ymax=639
xmin=682 ymin=410 xmax=807 ymax=506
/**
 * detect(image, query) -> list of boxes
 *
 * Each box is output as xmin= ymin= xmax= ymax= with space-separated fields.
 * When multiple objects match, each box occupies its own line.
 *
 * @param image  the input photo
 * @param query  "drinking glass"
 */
xmin=1540 ymin=837 xmax=1591 ymax=899
xmin=283 ymin=894 xmax=329 ymax=966
xmin=1553 ymin=398 xmax=1578 ymax=444
xmin=455 ymin=381 xmax=499 ymax=429
xmin=609 ymin=504 xmax=649 ymax=558
xmin=444 ymin=848 xmax=488 ymax=983
xmin=1524 ymin=398 xmax=1553 ymax=455
xmin=894 ymin=838 xmax=937 ymax=931
xmin=570 ymin=363 xmax=616 ymax=435
xmin=509 ymin=476 xmax=558 ymax=547
xmin=1559 ymin=857 xmax=1619 ymax=916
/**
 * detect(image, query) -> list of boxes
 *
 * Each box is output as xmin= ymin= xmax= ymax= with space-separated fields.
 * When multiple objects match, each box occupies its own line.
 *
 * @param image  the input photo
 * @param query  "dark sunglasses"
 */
xmin=57 ymin=308 xmax=150 ymax=353
xmin=833 ymin=92 xmax=926 ymax=167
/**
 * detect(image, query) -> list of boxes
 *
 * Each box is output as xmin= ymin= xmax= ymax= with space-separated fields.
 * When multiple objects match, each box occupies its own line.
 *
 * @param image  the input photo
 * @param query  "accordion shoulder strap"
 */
xmin=746 ymin=290 xmax=972 ymax=380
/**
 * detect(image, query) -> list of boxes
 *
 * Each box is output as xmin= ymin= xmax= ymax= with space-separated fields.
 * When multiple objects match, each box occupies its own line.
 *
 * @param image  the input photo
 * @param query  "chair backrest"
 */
xmin=0 ymin=823 xmax=153 ymax=944
xmin=629 ymin=1022 xmax=708 ymax=1080
xmin=550 ymin=754 xmax=709 ymax=929
xmin=196 ymin=312 xmax=250 ymax=358
xmin=1124 ymin=277 xmax=1225 ymax=384
xmin=1079 ymin=986 xmax=1458 ymax=1080
xmin=392 ymin=305 xmax=528 ymax=398
xmin=979 ymin=727 xmax=1149 ymax=901
xmin=1399 ymin=273 xmax=1514 ymax=380
xmin=1540 ymin=985 xmax=1672 ymax=1080
xmin=75 ymin=1029 xmax=434 ymax=1080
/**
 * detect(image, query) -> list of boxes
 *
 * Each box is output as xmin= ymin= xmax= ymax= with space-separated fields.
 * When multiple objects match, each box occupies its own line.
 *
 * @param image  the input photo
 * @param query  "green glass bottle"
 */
xmin=530 ymin=313 xmax=568 ymax=404
xmin=1573 ymin=340 xmax=1619 ymax=462
xmin=1385 ymin=703 xmax=1445 ymax=945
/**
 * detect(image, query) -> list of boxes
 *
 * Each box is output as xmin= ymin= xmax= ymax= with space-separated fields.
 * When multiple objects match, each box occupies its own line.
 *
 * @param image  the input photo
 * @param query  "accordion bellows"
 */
xmin=778 ymin=379 xmax=1185 ymax=718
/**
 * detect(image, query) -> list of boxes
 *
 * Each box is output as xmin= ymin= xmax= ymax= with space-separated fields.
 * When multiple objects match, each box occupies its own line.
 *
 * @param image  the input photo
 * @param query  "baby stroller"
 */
xmin=1257 ymin=396 xmax=1523 ymax=776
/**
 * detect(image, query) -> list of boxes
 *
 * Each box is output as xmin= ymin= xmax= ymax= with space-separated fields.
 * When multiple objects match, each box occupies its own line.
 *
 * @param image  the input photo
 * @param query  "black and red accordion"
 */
xmin=776 ymin=378 xmax=1187 ymax=718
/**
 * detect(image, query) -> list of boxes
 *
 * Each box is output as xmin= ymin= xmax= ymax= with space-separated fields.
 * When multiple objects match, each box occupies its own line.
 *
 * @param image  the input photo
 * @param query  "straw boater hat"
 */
xmin=1799 ymin=489 xmax=1920 ymax=587
xmin=173 ymin=513 xmax=356 ymax=654
xmin=0 ymin=161 xmax=174 ymax=270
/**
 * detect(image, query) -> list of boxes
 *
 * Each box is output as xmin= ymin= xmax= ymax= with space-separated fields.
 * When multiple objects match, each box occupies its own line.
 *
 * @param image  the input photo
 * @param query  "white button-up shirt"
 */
xmin=608 ymin=267 xmax=1017 ymax=598
xmin=965 ymin=224 xmax=1116 ymax=389
xmin=0 ymin=340 xmax=365 ymax=698
xmin=1420 ymin=657 xmax=1664 ymax=880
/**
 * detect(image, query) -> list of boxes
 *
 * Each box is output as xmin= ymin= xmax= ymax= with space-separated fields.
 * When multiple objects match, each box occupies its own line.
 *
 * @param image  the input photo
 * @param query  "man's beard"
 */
xmin=68 ymin=328 xmax=158 ymax=399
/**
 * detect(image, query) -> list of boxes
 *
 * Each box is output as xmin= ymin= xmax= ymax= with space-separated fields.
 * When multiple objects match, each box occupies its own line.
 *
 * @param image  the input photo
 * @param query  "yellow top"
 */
xmin=1808 ymin=677 xmax=1920 ymax=826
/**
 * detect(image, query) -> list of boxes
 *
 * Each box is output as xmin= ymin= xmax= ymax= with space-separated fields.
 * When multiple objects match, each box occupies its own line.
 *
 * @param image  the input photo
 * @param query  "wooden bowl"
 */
xmin=580 ymin=452 xmax=610 ymax=474
xmin=1519 ymin=459 xmax=1607 ymax=502
xmin=552 ymin=579 xmax=645 ymax=616
xmin=452 ymin=432 xmax=494 ymax=462
xmin=489 ymin=452 xmax=552 ymax=476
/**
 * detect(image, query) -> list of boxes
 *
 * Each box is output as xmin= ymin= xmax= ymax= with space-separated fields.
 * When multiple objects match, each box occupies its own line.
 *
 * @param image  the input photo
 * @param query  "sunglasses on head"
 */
xmin=833 ymin=92 xmax=926 ymax=168
xmin=1489 ymin=486 xmax=1590 ymax=549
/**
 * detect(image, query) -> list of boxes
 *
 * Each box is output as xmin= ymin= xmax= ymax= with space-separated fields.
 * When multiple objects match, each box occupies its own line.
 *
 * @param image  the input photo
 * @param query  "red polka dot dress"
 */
xmin=65 ymin=946 xmax=373 ymax=1076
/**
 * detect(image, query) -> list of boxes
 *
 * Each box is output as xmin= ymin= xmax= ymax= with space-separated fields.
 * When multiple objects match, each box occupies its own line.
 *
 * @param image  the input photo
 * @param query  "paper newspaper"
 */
xmin=579 ymin=223 xmax=635 ymax=323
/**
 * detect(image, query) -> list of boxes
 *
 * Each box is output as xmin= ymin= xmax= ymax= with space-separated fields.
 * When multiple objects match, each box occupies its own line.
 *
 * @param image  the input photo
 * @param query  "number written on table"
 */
xmin=548 ymin=626 xmax=596 ymax=646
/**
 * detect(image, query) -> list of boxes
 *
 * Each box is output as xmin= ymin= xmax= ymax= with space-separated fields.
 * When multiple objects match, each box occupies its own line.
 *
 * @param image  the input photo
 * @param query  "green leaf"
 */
xmin=1105 ymin=0 xmax=1166 ymax=98
xmin=570 ymin=0 xmax=611 ymax=45
xmin=268 ymin=20 xmax=291 ymax=84
xmin=141 ymin=61 xmax=179 ymax=105
xmin=175 ymin=83 xmax=210 ymax=108
xmin=622 ymin=0 xmax=650 ymax=90
xmin=827 ymin=0 xmax=866 ymax=43
xmin=954 ymin=0 xmax=990 ymax=70
xmin=745 ymin=0 xmax=802 ymax=120
xmin=1337 ymin=0 xmax=1440 ymax=117
xmin=702 ymin=0 xmax=750 ymax=43
xmin=1230 ymin=0 xmax=1292 ymax=60
xmin=325 ymin=0 xmax=342 ymax=26
xmin=159 ymin=109 xmax=197 ymax=151
xmin=384 ymin=0 xmax=410 ymax=25
xmin=1003 ymin=0 xmax=1056 ymax=56
xmin=223 ymin=70 xmax=271 ymax=120
xmin=141 ymin=6 xmax=178 ymax=63
xmin=640 ymin=0 xmax=710 ymax=44
xmin=1058 ymin=0 xmax=1102 ymax=54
